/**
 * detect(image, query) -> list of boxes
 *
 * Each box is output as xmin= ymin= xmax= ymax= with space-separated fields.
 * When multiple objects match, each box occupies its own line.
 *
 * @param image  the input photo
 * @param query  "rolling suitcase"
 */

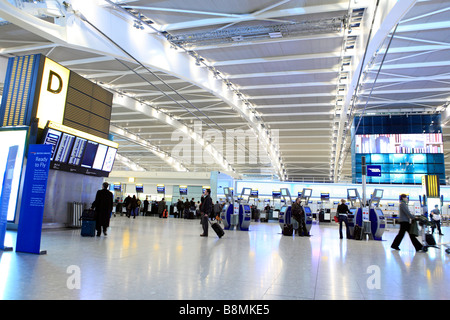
xmin=425 ymin=233 xmax=436 ymax=246
xmin=209 ymin=220 xmax=225 ymax=238
xmin=353 ymin=225 xmax=363 ymax=240
xmin=80 ymin=208 xmax=96 ymax=237
xmin=81 ymin=219 xmax=96 ymax=237
xmin=282 ymin=224 xmax=293 ymax=236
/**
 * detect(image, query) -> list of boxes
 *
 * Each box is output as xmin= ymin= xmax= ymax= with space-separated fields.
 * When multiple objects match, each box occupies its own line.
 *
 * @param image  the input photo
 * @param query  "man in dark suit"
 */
xmin=200 ymin=189 xmax=213 ymax=237
xmin=92 ymin=182 xmax=113 ymax=236
xmin=292 ymin=197 xmax=309 ymax=237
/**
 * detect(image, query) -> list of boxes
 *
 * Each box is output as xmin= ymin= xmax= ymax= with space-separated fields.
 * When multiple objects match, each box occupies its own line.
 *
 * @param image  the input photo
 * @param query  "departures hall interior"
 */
xmin=0 ymin=0 xmax=449 ymax=301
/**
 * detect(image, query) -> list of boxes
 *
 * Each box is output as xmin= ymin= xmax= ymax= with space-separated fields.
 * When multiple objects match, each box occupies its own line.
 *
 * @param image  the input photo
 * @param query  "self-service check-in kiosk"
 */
xmin=368 ymin=189 xmax=386 ymax=241
xmin=237 ymin=188 xmax=252 ymax=231
xmin=221 ymin=187 xmax=237 ymax=230
xmin=300 ymin=188 xmax=313 ymax=233
xmin=278 ymin=188 xmax=293 ymax=231
xmin=347 ymin=188 xmax=362 ymax=238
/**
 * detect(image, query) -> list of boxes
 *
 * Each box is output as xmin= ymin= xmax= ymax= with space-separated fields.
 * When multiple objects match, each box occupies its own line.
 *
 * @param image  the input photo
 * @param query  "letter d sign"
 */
xmin=36 ymin=57 xmax=70 ymax=129
xmin=47 ymin=70 xmax=63 ymax=94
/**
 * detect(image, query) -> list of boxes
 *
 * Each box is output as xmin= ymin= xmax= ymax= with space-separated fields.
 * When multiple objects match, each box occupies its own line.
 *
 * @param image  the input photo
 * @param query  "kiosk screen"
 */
xmin=244 ymin=205 xmax=250 ymax=211
xmin=280 ymin=207 xmax=287 ymax=214
xmin=374 ymin=189 xmax=383 ymax=198
xmin=304 ymin=207 xmax=311 ymax=214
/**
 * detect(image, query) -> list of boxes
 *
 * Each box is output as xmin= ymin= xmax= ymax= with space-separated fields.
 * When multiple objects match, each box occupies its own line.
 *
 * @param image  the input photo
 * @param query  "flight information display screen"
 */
xmin=41 ymin=122 xmax=118 ymax=177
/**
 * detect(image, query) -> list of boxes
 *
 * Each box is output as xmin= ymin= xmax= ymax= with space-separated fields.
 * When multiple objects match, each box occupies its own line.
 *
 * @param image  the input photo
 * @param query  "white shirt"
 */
xmin=431 ymin=208 xmax=441 ymax=221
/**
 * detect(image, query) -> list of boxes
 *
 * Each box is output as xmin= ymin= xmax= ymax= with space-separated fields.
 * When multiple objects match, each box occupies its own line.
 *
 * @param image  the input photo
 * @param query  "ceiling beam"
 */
xmin=157 ymin=3 xmax=358 ymax=32
xmin=211 ymin=51 xmax=342 ymax=67
xmin=190 ymin=32 xmax=344 ymax=51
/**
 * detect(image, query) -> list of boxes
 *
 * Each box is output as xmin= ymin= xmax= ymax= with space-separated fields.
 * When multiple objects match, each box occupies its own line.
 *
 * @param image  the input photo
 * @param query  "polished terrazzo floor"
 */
xmin=0 ymin=216 xmax=449 ymax=300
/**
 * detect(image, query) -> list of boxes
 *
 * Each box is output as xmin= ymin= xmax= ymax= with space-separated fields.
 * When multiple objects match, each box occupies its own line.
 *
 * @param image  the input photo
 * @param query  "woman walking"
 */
xmin=391 ymin=194 xmax=423 ymax=252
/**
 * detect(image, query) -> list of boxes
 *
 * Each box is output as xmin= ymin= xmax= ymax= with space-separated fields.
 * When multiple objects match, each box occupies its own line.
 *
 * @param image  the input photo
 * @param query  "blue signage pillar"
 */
xmin=15 ymin=144 xmax=52 ymax=255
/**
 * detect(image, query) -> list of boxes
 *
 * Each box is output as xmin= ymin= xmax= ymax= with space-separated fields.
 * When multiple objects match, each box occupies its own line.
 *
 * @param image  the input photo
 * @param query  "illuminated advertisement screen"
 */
xmin=355 ymin=133 xmax=443 ymax=154
xmin=42 ymin=122 xmax=118 ymax=177
xmin=0 ymin=128 xmax=28 ymax=222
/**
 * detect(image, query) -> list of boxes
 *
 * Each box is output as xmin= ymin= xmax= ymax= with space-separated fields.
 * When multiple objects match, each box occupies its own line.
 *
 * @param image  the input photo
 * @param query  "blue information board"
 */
xmin=15 ymin=144 xmax=52 ymax=254
xmin=367 ymin=165 xmax=382 ymax=177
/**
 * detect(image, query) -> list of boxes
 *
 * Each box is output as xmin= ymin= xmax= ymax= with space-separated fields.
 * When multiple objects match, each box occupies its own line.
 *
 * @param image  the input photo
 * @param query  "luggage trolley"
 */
xmin=417 ymin=215 xmax=450 ymax=254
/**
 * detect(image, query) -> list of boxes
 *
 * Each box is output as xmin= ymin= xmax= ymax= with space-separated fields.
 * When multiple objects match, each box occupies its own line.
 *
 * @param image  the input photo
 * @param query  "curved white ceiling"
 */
xmin=0 ymin=0 xmax=449 ymax=182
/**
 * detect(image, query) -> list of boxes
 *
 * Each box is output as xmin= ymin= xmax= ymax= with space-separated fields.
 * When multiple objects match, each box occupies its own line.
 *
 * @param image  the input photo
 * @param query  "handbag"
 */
xmin=409 ymin=220 xmax=419 ymax=237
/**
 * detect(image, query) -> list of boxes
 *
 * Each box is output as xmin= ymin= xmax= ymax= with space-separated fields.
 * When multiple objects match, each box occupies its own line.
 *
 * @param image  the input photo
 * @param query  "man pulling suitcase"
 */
xmin=200 ymin=189 xmax=212 ymax=237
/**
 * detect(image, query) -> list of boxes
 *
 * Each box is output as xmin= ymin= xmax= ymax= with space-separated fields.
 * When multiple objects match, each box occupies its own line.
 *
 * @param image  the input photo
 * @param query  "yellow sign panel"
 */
xmin=422 ymin=175 xmax=440 ymax=198
xmin=36 ymin=57 xmax=70 ymax=129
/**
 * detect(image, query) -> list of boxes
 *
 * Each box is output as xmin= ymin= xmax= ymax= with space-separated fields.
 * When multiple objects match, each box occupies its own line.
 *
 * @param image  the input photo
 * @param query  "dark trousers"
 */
xmin=96 ymin=223 xmax=107 ymax=235
xmin=432 ymin=220 xmax=443 ymax=235
xmin=392 ymin=221 xmax=422 ymax=251
xmin=339 ymin=215 xmax=350 ymax=239
xmin=201 ymin=214 xmax=209 ymax=236
xmin=293 ymin=216 xmax=308 ymax=236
